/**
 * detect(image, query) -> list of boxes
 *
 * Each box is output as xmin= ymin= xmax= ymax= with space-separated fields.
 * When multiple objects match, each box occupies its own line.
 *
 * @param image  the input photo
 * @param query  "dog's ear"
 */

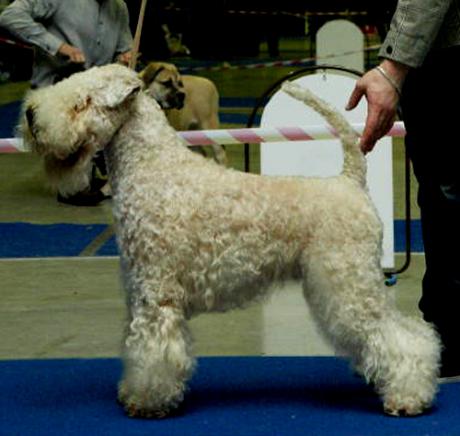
xmin=139 ymin=62 xmax=167 ymax=87
xmin=139 ymin=63 xmax=165 ymax=86
xmin=103 ymin=82 xmax=142 ymax=109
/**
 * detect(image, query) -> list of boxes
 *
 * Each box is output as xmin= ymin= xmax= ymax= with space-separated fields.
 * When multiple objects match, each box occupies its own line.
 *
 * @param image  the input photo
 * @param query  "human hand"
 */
xmin=346 ymin=60 xmax=408 ymax=153
xmin=58 ymin=43 xmax=86 ymax=64
xmin=117 ymin=51 xmax=132 ymax=66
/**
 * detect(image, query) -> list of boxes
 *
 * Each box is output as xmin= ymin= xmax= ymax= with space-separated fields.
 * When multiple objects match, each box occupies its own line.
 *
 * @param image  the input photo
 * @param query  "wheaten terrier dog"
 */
xmin=20 ymin=64 xmax=440 ymax=418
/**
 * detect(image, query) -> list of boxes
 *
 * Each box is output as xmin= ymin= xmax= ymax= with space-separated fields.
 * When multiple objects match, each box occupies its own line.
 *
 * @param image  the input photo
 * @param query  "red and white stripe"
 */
xmin=180 ymin=122 xmax=405 ymax=146
xmin=0 ymin=137 xmax=27 ymax=153
xmin=0 ymin=121 xmax=406 ymax=153
xmin=187 ymin=45 xmax=381 ymax=72
xmin=164 ymin=5 xmax=368 ymax=19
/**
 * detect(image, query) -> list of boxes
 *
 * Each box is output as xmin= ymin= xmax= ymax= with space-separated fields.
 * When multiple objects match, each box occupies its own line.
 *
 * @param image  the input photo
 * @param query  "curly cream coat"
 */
xmin=20 ymin=64 xmax=440 ymax=419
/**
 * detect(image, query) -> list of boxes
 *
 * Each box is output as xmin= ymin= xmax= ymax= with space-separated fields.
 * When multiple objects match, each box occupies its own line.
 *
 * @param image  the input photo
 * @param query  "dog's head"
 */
xmin=21 ymin=64 xmax=143 ymax=159
xmin=139 ymin=62 xmax=186 ymax=110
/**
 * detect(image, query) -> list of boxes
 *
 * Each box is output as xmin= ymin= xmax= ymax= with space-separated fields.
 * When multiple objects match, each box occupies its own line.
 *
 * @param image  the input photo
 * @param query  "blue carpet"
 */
xmin=0 ymin=357 xmax=458 ymax=436
xmin=220 ymin=112 xmax=261 ymax=125
xmin=220 ymin=96 xmax=262 ymax=108
xmin=394 ymin=219 xmax=424 ymax=252
xmin=0 ymin=100 xmax=21 ymax=137
xmin=96 ymin=233 xmax=118 ymax=256
xmin=0 ymin=220 xmax=422 ymax=258
xmin=0 ymin=223 xmax=107 ymax=257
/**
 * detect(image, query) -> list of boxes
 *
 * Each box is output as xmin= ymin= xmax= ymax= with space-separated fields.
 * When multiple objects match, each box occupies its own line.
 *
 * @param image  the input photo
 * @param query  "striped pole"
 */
xmin=179 ymin=121 xmax=405 ymax=146
xmin=0 ymin=121 xmax=405 ymax=153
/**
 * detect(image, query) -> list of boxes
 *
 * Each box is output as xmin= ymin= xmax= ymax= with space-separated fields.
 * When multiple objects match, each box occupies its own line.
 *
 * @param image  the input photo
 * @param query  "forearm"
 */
xmin=0 ymin=0 xmax=62 ymax=55
xmin=379 ymin=0 xmax=454 ymax=67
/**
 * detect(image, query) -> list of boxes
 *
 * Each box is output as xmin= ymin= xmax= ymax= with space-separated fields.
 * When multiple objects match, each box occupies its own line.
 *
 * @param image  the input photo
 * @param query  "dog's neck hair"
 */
xmin=105 ymin=93 xmax=190 ymax=181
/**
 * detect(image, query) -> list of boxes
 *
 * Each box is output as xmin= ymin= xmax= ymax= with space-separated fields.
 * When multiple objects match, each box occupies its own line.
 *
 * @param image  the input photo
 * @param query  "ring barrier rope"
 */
xmin=0 ymin=36 xmax=33 ymax=49
xmin=181 ymin=44 xmax=381 ymax=72
xmin=0 ymin=35 xmax=381 ymax=69
xmin=164 ymin=6 xmax=369 ymax=19
xmin=0 ymin=121 xmax=405 ymax=153
xmin=0 ymin=34 xmax=381 ymax=73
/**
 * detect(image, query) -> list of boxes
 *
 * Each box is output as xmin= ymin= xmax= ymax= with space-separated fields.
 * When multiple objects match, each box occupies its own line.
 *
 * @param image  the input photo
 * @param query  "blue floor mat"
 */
xmin=0 ymin=220 xmax=423 ymax=258
xmin=0 ymin=356 xmax=458 ymax=436
xmin=0 ymin=100 xmax=21 ymax=137
xmin=0 ymin=223 xmax=107 ymax=257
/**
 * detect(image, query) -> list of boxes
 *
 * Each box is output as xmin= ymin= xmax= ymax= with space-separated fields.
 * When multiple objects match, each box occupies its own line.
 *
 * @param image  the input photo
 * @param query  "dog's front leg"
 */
xmin=118 ymin=294 xmax=195 ymax=418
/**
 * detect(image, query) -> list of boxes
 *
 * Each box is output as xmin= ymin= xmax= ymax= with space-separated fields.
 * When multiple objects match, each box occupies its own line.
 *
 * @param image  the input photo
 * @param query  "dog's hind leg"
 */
xmin=300 ymin=243 xmax=440 ymax=416
xmin=118 ymin=278 xmax=195 ymax=418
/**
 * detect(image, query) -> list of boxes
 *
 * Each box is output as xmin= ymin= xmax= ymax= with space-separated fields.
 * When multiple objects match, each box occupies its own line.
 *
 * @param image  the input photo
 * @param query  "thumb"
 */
xmin=346 ymin=85 xmax=364 ymax=111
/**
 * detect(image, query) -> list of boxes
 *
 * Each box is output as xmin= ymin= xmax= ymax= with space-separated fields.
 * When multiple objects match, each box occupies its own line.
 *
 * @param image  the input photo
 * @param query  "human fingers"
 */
xmin=59 ymin=44 xmax=85 ymax=63
xmin=346 ymin=82 xmax=365 ymax=111
xmin=117 ymin=51 xmax=132 ymax=65
xmin=360 ymin=108 xmax=380 ymax=153
xmin=69 ymin=47 xmax=85 ymax=64
xmin=360 ymin=106 xmax=396 ymax=153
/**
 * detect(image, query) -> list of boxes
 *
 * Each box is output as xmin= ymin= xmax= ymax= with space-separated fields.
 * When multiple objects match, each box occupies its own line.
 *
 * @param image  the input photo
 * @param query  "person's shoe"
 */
xmin=57 ymin=189 xmax=110 ymax=206
xmin=439 ymin=351 xmax=460 ymax=382
xmin=91 ymin=175 xmax=109 ymax=192
xmin=440 ymin=364 xmax=460 ymax=381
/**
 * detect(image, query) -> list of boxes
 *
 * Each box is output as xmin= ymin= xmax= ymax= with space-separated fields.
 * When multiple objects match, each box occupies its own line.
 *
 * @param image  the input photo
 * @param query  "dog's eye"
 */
xmin=178 ymin=81 xmax=184 ymax=87
xmin=162 ymin=79 xmax=173 ymax=87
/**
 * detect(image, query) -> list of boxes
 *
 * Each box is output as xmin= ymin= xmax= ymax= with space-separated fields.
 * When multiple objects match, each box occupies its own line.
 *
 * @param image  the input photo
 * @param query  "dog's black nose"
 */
xmin=173 ymin=92 xmax=185 ymax=110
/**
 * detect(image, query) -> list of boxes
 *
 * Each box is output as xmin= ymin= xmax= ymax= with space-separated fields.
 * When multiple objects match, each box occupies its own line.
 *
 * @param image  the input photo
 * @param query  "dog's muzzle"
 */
xmin=170 ymin=91 xmax=185 ymax=110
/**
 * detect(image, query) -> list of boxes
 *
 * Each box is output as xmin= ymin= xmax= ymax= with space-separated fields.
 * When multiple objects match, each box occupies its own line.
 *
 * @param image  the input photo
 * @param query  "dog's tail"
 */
xmin=281 ymin=81 xmax=366 ymax=186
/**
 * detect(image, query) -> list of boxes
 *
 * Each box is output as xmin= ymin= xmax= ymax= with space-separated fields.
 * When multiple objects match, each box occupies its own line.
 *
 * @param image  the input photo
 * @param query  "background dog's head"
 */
xmin=139 ymin=62 xmax=186 ymax=110
xmin=21 ymin=64 xmax=143 ymax=159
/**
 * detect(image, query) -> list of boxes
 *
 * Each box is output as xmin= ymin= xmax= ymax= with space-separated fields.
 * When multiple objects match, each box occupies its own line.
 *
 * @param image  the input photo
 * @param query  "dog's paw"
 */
xmin=123 ymin=402 xmax=178 ymax=419
xmin=118 ymin=381 xmax=185 ymax=419
xmin=383 ymin=398 xmax=430 ymax=417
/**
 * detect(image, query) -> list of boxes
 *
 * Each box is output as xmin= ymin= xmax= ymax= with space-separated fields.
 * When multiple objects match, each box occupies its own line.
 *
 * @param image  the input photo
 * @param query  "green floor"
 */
xmin=0 ymin=255 xmax=425 ymax=360
xmin=0 ymin=36 xmax=424 ymax=360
